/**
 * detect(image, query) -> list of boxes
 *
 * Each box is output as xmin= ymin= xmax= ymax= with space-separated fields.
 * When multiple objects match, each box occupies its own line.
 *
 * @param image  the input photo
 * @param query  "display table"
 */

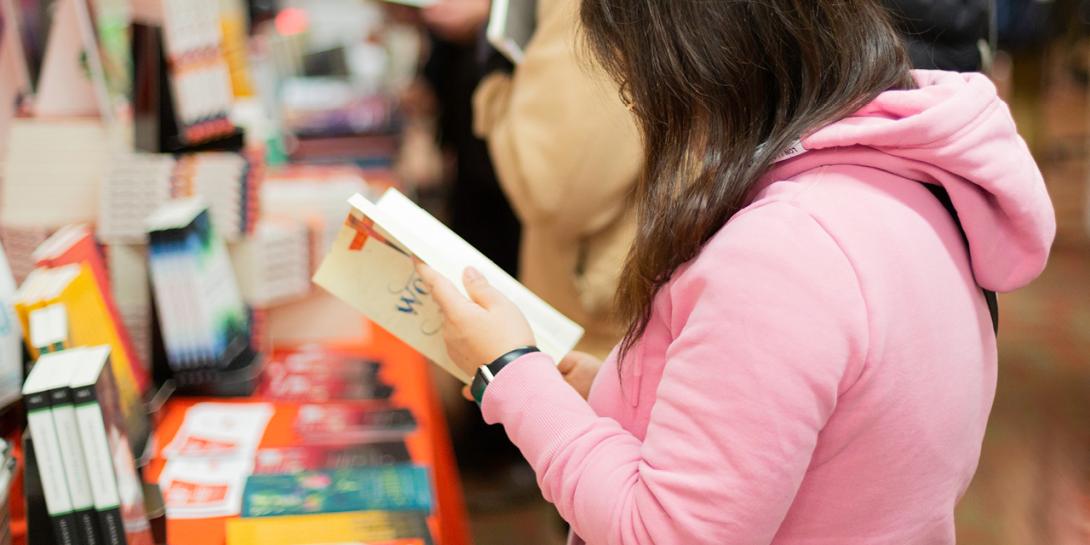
xmin=144 ymin=326 xmax=470 ymax=545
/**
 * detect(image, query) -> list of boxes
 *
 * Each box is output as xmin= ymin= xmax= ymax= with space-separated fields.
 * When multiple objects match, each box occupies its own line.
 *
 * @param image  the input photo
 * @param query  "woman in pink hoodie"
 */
xmin=417 ymin=1 xmax=1056 ymax=543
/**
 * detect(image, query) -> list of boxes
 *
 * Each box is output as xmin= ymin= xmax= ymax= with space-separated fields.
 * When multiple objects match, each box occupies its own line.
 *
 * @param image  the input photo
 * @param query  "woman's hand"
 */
xmin=557 ymin=351 xmax=602 ymax=400
xmin=416 ymin=264 xmax=535 ymax=379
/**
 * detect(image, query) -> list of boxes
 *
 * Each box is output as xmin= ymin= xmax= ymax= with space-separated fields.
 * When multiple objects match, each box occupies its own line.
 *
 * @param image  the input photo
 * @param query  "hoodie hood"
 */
xmin=768 ymin=70 xmax=1055 ymax=292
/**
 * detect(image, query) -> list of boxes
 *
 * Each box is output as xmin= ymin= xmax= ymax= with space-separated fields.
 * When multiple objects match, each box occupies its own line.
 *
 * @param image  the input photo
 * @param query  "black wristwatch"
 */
xmin=471 ymin=346 xmax=540 ymax=405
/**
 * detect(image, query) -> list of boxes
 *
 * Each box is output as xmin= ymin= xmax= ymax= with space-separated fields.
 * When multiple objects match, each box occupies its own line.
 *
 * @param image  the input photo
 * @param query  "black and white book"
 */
xmin=70 ymin=346 xmax=153 ymax=545
xmin=45 ymin=351 xmax=104 ymax=545
xmin=23 ymin=351 xmax=88 ymax=545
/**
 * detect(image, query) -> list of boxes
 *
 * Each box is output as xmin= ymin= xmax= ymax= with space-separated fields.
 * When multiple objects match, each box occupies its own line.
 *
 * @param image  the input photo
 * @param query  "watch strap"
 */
xmin=471 ymin=346 xmax=540 ymax=405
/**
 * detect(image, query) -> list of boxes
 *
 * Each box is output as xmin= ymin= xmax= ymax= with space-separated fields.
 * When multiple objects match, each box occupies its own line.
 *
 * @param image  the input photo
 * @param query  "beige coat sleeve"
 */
xmin=472 ymin=0 xmax=642 ymax=239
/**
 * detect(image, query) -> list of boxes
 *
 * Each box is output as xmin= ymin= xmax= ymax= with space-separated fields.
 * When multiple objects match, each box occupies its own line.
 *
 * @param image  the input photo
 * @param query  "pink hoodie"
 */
xmin=481 ymin=70 xmax=1056 ymax=544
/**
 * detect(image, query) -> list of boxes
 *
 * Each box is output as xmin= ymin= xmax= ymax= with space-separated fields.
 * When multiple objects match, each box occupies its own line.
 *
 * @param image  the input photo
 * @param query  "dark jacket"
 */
xmin=883 ymin=0 xmax=991 ymax=72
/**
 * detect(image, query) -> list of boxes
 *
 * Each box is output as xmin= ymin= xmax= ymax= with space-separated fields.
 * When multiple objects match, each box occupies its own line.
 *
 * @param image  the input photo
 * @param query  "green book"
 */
xmin=241 ymin=465 xmax=432 ymax=518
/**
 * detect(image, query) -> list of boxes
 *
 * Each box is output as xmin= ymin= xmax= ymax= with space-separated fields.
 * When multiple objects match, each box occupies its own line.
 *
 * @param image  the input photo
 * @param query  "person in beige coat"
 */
xmin=472 ymin=0 xmax=641 ymax=364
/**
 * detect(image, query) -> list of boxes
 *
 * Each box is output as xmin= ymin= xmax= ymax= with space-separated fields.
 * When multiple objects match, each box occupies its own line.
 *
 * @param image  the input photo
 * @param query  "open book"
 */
xmin=486 ymin=0 xmax=537 ymax=64
xmin=313 ymin=189 xmax=584 ymax=383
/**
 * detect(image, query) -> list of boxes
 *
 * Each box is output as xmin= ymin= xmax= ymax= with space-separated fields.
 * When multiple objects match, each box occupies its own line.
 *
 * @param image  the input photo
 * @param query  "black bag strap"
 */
xmin=924 ymin=184 xmax=1000 ymax=335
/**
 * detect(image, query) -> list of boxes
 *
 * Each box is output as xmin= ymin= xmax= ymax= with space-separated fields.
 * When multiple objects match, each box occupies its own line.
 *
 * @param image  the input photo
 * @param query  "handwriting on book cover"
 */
xmin=388 ymin=271 xmax=441 ymax=336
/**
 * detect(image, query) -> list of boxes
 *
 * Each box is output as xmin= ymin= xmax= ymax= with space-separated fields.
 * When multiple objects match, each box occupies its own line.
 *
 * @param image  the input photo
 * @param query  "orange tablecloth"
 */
xmin=145 ymin=327 xmax=470 ymax=545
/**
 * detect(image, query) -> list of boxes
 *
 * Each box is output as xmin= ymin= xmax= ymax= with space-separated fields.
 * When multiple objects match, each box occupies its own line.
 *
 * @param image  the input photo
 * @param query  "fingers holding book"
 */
xmin=415 ymin=263 xmax=536 ymax=378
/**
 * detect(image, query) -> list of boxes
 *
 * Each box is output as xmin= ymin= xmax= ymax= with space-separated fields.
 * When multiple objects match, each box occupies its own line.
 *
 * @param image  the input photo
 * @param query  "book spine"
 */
xmin=24 ymin=388 xmax=83 ymax=545
xmin=73 ymin=383 xmax=127 ymax=545
xmin=51 ymin=388 xmax=102 ymax=545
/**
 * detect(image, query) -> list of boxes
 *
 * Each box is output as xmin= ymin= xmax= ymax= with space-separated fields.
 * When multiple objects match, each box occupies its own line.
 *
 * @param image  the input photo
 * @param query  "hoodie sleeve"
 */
xmin=480 ymin=202 xmax=870 ymax=544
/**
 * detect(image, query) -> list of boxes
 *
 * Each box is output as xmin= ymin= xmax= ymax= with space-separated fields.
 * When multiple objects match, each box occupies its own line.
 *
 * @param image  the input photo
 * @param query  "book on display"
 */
xmin=146 ymin=198 xmax=249 ymax=372
xmin=23 ymin=351 xmax=88 ymax=545
xmin=68 ymin=346 xmax=154 ymax=545
xmin=14 ymin=264 xmax=150 ymax=452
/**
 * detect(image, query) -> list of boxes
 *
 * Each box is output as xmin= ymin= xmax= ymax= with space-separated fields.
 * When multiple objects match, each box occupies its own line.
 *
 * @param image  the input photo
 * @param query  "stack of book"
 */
xmin=171 ymin=153 xmax=254 ymax=242
xmin=259 ymin=165 xmax=374 ymax=271
xmin=144 ymin=344 xmax=438 ymax=545
xmin=99 ymin=152 xmax=257 ymax=245
xmin=21 ymin=346 xmax=154 ymax=545
xmin=22 ymin=225 xmax=151 ymax=394
xmin=13 ymin=257 xmax=151 ymax=453
xmin=97 ymin=153 xmax=177 ymax=243
xmin=146 ymin=198 xmax=250 ymax=376
xmin=158 ymin=0 xmax=236 ymax=143
xmin=229 ymin=219 xmax=312 ymax=308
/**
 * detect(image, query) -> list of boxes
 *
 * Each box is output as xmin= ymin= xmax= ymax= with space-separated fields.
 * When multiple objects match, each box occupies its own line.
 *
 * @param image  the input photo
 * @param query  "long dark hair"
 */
xmin=580 ymin=1 xmax=915 ymax=360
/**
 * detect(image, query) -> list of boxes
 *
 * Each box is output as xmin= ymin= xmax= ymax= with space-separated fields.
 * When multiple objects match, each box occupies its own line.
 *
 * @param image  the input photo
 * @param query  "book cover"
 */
xmin=15 ymin=264 xmax=150 ymax=455
xmin=23 ymin=351 xmax=85 ymax=545
xmin=70 ymin=346 xmax=154 ymax=545
xmin=294 ymin=405 xmax=416 ymax=445
xmin=226 ymin=511 xmax=431 ymax=545
xmin=252 ymin=442 xmax=412 ymax=474
xmin=241 ymin=465 xmax=432 ymax=518
xmin=33 ymin=224 xmax=150 ymax=392
xmin=313 ymin=189 xmax=583 ymax=384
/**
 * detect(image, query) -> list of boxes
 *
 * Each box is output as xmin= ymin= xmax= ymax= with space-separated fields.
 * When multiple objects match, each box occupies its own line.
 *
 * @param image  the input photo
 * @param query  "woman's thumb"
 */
xmin=463 ymin=267 xmax=503 ymax=308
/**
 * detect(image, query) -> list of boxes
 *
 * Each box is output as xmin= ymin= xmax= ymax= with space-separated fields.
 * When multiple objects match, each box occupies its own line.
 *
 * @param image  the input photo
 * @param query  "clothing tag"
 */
xmin=772 ymin=139 xmax=807 ymax=164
